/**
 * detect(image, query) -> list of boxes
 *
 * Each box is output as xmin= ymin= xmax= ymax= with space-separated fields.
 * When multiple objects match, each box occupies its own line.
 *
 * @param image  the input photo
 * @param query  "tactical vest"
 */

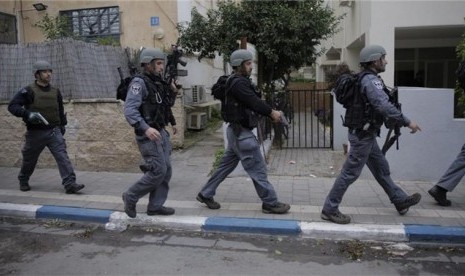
xmin=223 ymin=76 xmax=259 ymax=129
xmin=27 ymin=83 xmax=61 ymax=126
xmin=137 ymin=74 xmax=168 ymax=131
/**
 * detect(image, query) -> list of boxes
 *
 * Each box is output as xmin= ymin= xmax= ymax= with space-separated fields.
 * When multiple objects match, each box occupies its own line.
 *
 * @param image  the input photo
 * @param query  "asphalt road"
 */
xmin=1 ymin=217 xmax=465 ymax=275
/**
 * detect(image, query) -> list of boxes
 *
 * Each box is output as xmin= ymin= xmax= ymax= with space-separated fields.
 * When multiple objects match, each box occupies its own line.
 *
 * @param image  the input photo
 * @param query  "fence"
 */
xmin=0 ymin=39 xmax=130 ymax=100
xmin=267 ymin=82 xmax=332 ymax=148
xmin=0 ymin=39 xmax=185 ymax=172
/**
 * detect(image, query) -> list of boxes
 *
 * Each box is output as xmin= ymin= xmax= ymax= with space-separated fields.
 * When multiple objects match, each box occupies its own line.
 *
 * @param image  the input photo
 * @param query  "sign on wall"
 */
xmin=150 ymin=16 xmax=160 ymax=26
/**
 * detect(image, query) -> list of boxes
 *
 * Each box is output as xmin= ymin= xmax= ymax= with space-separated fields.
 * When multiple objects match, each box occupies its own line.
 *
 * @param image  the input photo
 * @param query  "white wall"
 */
xmin=372 ymin=1 xmax=465 ymax=27
xmin=177 ymin=0 xmax=225 ymax=101
xmin=318 ymin=0 xmax=465 ymax=86
xmin=369 ymin=0 xmax=465 ymax=86
xmin=333 ymin=87 xmax=465 ymax=182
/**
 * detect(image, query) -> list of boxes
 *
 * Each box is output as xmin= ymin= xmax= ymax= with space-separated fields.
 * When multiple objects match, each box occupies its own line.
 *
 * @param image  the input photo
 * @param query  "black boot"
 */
xmin=19 ymin=182 xmax=31 ymax=192
xmin=65 ymin=183 xmax=85 ymax=194
xmin=428 ymin=185 xmax=451 ymax=206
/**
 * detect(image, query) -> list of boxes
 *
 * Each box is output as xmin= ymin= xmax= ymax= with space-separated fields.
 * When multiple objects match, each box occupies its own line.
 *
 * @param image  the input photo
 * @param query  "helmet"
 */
xmin=139 ymin=48 xmax=165 ymax=65
xmin=33 ymin=60 xmax=52 ymax=74
xmin=359 ymin=45 xmax=386 ymax=63
xmin=230 ymin=49 xmax=253 ymax=67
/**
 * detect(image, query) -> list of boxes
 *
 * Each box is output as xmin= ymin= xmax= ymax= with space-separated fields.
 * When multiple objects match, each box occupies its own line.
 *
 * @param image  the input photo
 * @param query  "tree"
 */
xmin=177 ymin=0 xmax=342 ymax=91
xmin=34 ymin=13 xmax=74 ymax=40
xmin=455 ymin=18 xmax=465 ymax=118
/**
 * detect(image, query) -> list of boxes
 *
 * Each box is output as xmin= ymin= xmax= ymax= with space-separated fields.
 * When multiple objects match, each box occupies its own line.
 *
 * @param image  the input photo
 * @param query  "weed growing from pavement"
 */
xmin=339 ymin=240 xmax=366 ymax=261
xmin=42 ymin=219 xmax=74 ymax=228
xmin=73 ymin=226 xmax=99 ymax=238
xmin=209 ymin=148 xmax=225 ymax=176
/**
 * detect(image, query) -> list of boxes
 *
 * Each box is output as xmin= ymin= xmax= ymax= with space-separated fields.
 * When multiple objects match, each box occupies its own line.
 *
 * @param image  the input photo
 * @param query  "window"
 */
xmin=61 ymin=6 xmax=120 ymax=44
xmin=395 ymin=47 xmax=457 ymax=88
xmin=0 ymin=12 xmax=17 ymax=44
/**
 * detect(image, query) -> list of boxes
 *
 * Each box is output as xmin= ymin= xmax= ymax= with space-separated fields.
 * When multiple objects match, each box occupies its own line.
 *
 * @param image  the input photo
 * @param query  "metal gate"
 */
xmin=273 ymin=88 xmax=333 ymax=149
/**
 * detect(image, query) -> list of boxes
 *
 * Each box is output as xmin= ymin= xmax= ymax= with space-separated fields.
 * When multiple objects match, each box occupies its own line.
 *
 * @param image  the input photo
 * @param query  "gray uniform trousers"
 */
xmin=125 ymin=129 xmax=172 ymax=211
xmin=436 ymin=143 xmax=465 ymax=192
xmin=199 ymin=125 xmax=278 ymax=205
xmin=323 ymin=131 xmax=408 ymax=214
xmin=18 ymin=127 xmax=76 ymax=186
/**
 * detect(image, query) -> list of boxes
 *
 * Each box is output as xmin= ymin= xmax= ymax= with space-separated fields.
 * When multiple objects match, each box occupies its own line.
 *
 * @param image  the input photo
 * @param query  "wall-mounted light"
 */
xmin=18 ymin=2 xmax=48 ymax=12
xmin=153 ymin=27 xmax=165 ymax=40
xmin=32 ymin=3 xmax=48 ymax=11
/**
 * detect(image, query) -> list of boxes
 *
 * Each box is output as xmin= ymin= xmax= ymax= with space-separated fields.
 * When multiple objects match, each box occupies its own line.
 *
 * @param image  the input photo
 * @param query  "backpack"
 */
xmin=116 ymin=76 xmax=134 ymax=101
xmin=212 ymin=75 xmax=240 ymax=121
xmin=456 ymin=58 xmax=465 ymax=90
xmin=332 ymin=71 xmax=373 ymax=129
xmin=332 ymin=72 xmax=364 ymax=108
xmin=211 ymin=75 xmax=229 ymax=101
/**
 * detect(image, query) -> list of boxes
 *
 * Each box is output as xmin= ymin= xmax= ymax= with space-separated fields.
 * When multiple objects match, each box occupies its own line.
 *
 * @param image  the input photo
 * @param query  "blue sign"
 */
xmin=150 ymin=17 xmax=160 ymax=26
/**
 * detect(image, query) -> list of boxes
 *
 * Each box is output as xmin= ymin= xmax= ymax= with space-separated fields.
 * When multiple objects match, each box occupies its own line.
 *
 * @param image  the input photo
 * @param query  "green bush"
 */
xmin=291 ymin=77 xmax=315 ymax=83
xmin=210 ymin=107 xmax=221 ymax=120
xmin=96 ymin=37 xmax=121 ymax=46
xmin=34 ymin=13 xmax=74 ymax=40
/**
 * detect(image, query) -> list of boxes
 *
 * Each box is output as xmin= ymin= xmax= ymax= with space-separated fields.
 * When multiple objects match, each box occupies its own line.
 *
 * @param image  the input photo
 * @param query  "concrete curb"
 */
xmin=405 ymin=224 xmax=465 ymax=244
xmin=299 ymin=222 xmax=408 ymax=242
xmin=203 ymin=217 xmax=301 ymax=235
xmin=2 ymin=203 xmax=465 ymax=243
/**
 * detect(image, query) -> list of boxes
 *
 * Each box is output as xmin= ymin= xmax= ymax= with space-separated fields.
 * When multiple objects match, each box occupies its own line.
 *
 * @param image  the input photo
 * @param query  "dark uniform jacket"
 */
xmin=224 ymin=74 xmax=272 ymax=129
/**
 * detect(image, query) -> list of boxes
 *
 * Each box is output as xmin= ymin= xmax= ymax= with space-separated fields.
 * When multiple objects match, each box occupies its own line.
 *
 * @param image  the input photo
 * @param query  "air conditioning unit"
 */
xmin=187 ymin=112 xmax=207 ymax=130
xmin=191 ymin=85 xmax=206 ymax=103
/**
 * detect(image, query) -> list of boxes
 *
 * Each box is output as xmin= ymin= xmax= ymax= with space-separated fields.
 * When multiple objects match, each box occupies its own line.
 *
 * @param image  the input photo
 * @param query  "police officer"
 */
xmin=122 ymin=48 xmax=177 ymax=218
xmin=428 ymin=61 xmax=465 ymax=206
xmin=429 ymin=144 xmax=465 ymax=206
xmin=321 ymin=45 xmax=422 ymax=224
xmin=196 ymin=49 xmax=290 ymax=214
xmin=8 ymin=60 xmax=84 ymax=194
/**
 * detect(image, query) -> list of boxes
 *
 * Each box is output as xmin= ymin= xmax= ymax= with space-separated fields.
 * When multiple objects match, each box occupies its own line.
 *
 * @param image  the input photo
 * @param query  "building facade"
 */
xmin=0 ymin=0 xmax=227 ymax=172
xmin=317 ymin=0 xmax=465 ymax=88
xmin=0 ymin=0 xmax=225 ymax=104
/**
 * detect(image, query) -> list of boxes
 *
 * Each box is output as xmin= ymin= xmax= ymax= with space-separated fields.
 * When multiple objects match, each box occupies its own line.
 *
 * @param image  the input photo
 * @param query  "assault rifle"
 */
xmin=165 ymin=44 xmax=187 ymax=90
xmin=116 ymin=48 xmax=140 ymax=101
xmin=381 ymin=86 xmax=401 ymax=155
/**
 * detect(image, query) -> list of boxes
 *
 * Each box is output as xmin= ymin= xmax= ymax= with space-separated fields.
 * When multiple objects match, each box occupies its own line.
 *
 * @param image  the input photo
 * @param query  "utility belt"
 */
xmin=149 ymin=122 xmax=165 ymax=131
xmin=348 ymin=127 xmax=379 ymax=139
xmin=229 ymin=123 xmax=244 ymax=137
xmin=230 ymin=121 xmax=253 ymax=129
xmin=26 ymin=123 xmax=58 ymax=131
xmin=134 ymin=122 xmax=165 ymax=136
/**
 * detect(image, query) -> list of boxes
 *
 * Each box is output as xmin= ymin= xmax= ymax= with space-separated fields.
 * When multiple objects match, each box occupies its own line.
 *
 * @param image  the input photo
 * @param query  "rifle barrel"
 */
xmin=117 ymin=67 xmax=124 ymax=80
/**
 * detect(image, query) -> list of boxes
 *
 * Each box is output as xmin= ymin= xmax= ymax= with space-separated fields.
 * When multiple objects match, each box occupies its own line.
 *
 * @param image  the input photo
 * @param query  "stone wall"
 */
xmin=0 ymin=97 xmax=184 ymax=172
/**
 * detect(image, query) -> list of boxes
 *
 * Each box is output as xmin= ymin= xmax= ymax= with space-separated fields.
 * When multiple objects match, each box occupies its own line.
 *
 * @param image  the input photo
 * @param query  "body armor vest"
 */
xmin=223 ymin=76 xmax=259 ymax=129
xmin=27 ymin=83 xmax=61 ymax=126
xmin=138 ymin=74 xmax=168 ymax=130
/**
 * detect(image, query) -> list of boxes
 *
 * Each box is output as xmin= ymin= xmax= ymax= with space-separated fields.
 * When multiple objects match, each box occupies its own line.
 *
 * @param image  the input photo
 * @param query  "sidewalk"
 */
xmin=1 ymin=127 xmax=465 ymax=243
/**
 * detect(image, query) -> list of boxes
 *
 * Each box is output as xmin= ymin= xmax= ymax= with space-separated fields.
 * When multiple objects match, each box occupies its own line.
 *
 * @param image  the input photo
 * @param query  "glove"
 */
xmin=27 ymin=112 xmax=43 ymax=124
xmin=60 ymin=126 xmax=66 ymax=135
